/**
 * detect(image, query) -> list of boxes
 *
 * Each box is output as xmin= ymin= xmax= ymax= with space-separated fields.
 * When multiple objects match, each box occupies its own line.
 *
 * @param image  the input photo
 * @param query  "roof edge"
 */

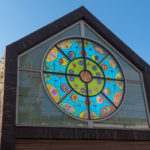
xmin=6 ymin=6 xmax=149 ymax=71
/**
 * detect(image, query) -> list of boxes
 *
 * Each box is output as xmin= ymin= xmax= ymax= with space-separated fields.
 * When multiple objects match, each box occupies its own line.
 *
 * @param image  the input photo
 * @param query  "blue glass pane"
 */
xmin=42 ymin=38 xmax=125 ymax=121
xmin=89 ymin=93 xmax=116 ymax=119
xmin=100 ymin=55 xmax=123 ymax=80
xmin=44 ymin=74 xmax=71 ymax=103
xmin=84 ymin=40 xmax=108 ymax=64
xmin=44 ymin=47 xmax=70 ymax=73
xmin=102 ymin=80 xmax=124 ymax=107
xmin=57 ymin=39 xmax=83 ymax=60
xmin=59 ymin=91 xmax=88 ymax=120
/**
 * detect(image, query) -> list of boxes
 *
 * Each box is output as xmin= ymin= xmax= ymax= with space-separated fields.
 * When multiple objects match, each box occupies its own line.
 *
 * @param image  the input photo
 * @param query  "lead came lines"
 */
xmin=43 ymin=37 xmax=125 ymax=121
xmin=82 ymin=39 xmax=91 ymax=120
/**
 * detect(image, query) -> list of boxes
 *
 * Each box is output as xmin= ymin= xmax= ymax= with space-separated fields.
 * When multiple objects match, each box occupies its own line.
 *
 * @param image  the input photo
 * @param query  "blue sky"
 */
xmin=0 ymin=0 xmax=150 ymax=64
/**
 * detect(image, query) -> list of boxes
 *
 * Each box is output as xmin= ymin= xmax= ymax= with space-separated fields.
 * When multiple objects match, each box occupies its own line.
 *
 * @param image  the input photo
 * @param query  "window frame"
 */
xmin=16 ymin=21 xmax=150 ymax=129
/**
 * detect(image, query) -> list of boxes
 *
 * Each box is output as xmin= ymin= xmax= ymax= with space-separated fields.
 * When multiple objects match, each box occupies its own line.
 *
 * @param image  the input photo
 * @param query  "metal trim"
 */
xmin=40 ymin=36 xmax=126 ymax=123
xmin=19 ymin=68 xmax=41 ymax=72
xmin=80 ymin=21 xmax=85 ymax=37
xmin=141 ymin=73 xmax=150 ymax=127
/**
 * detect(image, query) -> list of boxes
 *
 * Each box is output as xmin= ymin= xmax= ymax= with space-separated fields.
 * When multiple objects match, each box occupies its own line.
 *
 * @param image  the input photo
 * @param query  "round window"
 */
xmin=42 ymin=37 xmax=125 ymax=121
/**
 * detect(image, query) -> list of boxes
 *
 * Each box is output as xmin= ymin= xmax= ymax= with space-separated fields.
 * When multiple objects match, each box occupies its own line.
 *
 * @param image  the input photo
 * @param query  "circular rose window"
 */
xmin=42 ymin=37 xmax=125 ymax=121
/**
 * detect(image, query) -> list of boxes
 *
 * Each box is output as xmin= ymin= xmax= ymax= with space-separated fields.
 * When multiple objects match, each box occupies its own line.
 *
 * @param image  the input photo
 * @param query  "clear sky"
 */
xmin=0 ymin=0 xmax=150 ymax=64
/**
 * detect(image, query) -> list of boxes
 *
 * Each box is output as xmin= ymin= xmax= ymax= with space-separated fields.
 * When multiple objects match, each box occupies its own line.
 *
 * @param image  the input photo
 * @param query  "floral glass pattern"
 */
xmin=42 ymin=38 xmax=125 ymax=121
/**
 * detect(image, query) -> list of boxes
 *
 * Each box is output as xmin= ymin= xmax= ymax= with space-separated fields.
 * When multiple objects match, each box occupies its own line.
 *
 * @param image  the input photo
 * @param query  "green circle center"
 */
xmin=66 ymin=58 xmax=104 ymax=96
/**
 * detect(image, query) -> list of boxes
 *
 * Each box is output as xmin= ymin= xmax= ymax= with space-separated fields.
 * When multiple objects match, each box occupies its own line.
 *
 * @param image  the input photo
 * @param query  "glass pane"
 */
xmin=19 ymin=24 xmax=81 ymax=70
xmin=59 ymin=91 xmax=88 ymax=120
xmin=66 ymin=58 xmax=84 ymax=75
xmin=94 ymin=82 xmax=149 ymax=129
xmin=100 ymin=55 xmax=123 ymax=80
xmin=84 ymin=40 xmax=108 ymax=64
xmin=57 ymin=39 xmax=83 ymax=60
xmin=89 ymin=93 xmax=116 ymax=119
xmin=87 ymin=78 xmax=104 ymax=97
xmin=85 ymin=25 xmax=141 ymax=81
xmin=102 ymin=80 xmax=124 ymax=107
xmin=44 ymin=46 xmax=70 ymax=73
xmin=17 ymin=70 xmax=87 ymax=127
xmin=41 ymin=37 xmax=125 ymax=121
xmin=44 ymin=74 xmax=72 ymax=103
xmin=18 ymin=33 xmax=148 ymax=129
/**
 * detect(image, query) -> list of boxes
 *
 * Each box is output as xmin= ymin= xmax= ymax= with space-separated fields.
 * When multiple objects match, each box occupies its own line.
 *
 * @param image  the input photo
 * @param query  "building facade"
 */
xmin=1 ymin=7 xmax=150 ymax=150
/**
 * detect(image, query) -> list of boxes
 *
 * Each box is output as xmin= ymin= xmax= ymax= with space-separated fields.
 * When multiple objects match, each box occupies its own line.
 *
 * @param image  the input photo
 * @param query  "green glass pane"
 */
xmin=88 ymin=78 xmax=104 ymax=97
xmin=66 ymin=58 xmax=84 ymax=75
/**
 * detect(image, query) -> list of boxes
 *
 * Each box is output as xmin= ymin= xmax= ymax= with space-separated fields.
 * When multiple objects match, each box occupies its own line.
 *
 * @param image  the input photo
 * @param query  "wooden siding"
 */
xmin=16 ymin=139 xmax=150 ymax=150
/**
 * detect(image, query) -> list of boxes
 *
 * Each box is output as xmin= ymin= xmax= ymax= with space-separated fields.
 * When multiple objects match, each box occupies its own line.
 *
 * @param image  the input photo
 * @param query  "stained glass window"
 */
xmin=42 ymin=37 xmax=125 ymax=121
